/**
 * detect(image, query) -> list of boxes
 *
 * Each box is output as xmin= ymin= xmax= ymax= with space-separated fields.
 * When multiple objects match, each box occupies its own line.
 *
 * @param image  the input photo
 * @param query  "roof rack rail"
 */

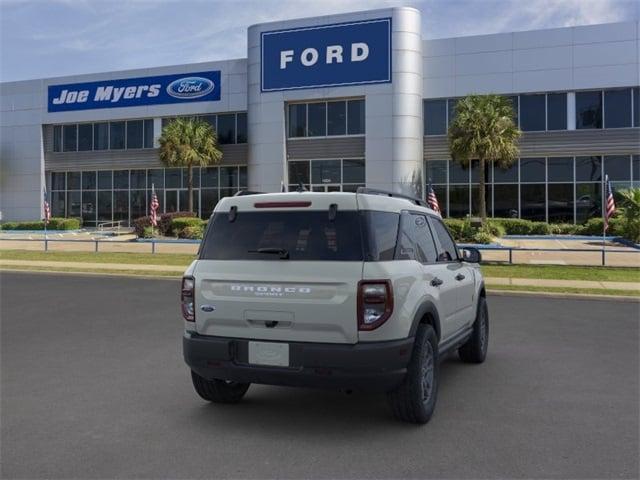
xmin=356 ymin=187 xmax=429 ymax=208
xmin=233 ymin=190 xmax=266 ymax=196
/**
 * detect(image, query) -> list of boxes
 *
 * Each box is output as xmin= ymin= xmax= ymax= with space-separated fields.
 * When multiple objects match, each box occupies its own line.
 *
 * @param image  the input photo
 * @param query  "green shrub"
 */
xmin=0 ymin=222 xmax=18 ymax=230
xmin=483 ymin=220 xmax=506 ymax=237
xmin=142 ymin=226 xmax=154 ymax=239
xmin=48 ymin=217 xmax=80 ymax=230
xmin=443 ymin=218 xmax=465 ymax=241
xmin=133 ymin=216 xmax=152 ymax=237
xmin=159 ymin=211 xmax=195 ymax=236
xmin=549 ymin=223 xmax=580 ymax=235
xmin=577 ymin=217 xmax=624 ymax=237
xmin=491 ymin=218 xmax=535 ymax=235
xmin=171 ymin=217 xmax=204 ymax=236
xmin=179 ymin=225 xmax=204 ymax=240
xmin=528 ymin=222 xmax=551 ymax=235
xmin=472 ymin=230 xmax=494 ymax=244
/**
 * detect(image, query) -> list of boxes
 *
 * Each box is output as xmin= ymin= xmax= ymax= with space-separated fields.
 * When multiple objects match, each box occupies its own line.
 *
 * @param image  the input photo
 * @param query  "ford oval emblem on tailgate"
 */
xmin=200 ymin=305 xmax=215 ymax=312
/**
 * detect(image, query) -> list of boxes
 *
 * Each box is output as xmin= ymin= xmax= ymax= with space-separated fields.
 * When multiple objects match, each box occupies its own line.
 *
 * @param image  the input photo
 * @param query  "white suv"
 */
xmin=182 ymin=189 xmax=488 ymax=424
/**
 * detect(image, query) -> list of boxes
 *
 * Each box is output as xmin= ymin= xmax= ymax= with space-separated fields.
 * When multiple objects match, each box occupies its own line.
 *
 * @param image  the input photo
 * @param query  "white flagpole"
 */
xmin=602 ymin=175 xmax=607 ymax=266
xmin=151 ymin=183 xmax=155 ymax=238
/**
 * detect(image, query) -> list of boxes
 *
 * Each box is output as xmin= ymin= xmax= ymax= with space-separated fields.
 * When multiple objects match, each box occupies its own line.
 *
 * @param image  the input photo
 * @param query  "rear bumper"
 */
xmin=183 ymin=332 xmax=414 ymax=392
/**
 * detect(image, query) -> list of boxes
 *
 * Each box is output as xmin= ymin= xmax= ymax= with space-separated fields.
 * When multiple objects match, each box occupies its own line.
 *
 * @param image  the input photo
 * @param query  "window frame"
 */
xmin=287 ymin=99 xmax=365 ymax=139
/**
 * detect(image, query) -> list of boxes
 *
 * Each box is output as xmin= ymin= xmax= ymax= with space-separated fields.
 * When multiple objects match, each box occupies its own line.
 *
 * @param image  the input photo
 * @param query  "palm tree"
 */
xmin=616 ymin=187 xmax=640 ymax=242
xmin=448 ymin=94 xmax=521 ymax=221
xmin=158 ymin=117 xmax=222 ymax=213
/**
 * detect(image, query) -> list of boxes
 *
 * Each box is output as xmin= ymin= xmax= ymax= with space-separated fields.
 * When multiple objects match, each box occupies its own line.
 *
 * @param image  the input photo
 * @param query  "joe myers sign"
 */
xmin=261 ymin=18 xmax=392 ymax=92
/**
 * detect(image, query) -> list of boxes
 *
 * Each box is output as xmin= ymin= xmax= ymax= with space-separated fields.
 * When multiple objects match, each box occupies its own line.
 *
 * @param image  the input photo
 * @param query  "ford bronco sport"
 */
xmin=182 ymin=188 xmax=488 ymax=424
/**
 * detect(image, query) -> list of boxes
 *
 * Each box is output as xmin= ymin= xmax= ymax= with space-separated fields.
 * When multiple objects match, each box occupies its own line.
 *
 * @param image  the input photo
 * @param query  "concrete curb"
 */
xmin=487 ymin=288 xmax=640 ymax=302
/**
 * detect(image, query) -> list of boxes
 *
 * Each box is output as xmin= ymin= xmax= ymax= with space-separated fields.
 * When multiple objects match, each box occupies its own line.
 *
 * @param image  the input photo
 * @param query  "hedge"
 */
xmin=179 ymin=225 xmax=205 ymax=240
xmin=159 ymin=211 xmax=195 ymax=236
xmin=0 ymin=217 xmax=80 ymax=231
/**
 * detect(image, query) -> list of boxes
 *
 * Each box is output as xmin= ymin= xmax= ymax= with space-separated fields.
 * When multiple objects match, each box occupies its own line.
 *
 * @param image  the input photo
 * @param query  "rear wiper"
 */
xmin=248 ymin=247 xmax=290 ymax=259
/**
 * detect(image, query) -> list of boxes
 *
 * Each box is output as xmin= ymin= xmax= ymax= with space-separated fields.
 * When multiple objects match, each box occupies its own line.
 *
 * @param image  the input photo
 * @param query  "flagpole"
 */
xmin=43 ymin=187 xmax=48 ymax=252
xmin=151 ymin=183 xmax=155 ymax=238
xmin=602 ymin=174 xmax=606 ymax=266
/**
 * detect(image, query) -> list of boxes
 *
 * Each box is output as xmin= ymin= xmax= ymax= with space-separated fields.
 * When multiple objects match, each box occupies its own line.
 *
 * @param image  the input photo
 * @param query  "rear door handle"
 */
xmin=455 ymin=274 xmax=466 ymax=281
xmin=430 ymin=277 xmax=443 ymax=287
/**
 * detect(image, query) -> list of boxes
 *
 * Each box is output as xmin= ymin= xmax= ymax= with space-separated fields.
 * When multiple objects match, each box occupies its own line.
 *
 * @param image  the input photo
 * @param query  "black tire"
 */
xmin=190 ymin=370 xmax=250 ymax=403
xmin=458 ymin=296 xmax=489 ymax=364
xmin=387 ymin=324 xmax=439 ymax=424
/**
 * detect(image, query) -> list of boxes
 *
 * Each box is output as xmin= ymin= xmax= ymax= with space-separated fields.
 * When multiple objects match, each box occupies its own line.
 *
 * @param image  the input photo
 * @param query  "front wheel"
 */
xmin=458 ymin=296 xmax=489 ymax=363
xmin=387 ymin=324 xmax=439 ymax=424
xmin=191 ymin=371 xmax=250 ymax=403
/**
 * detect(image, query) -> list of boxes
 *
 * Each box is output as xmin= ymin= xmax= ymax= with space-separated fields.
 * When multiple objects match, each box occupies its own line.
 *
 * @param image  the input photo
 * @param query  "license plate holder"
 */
xmin=248 ymin=341 xmax=290 ymax=367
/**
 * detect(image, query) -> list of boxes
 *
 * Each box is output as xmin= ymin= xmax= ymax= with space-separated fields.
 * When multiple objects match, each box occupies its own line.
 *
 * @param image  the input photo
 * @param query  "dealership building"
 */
xmin=1 ymin=7 xmax=638 ymax=225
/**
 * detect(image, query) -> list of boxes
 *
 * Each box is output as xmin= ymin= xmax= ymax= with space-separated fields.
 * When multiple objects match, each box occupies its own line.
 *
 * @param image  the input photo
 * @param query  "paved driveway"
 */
xmin=1 ymin=272 xmax=638 ymax=479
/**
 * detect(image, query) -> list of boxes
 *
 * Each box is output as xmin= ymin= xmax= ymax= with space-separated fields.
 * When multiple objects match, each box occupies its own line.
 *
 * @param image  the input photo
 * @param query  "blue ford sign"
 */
xmin=261 ymin=18 xmax=391 ymax=92
xmin=48 ymin=71 xmax=221 ymax=112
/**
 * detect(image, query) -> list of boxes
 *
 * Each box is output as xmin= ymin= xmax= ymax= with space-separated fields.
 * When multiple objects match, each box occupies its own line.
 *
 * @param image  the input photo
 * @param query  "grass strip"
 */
xmin=0 ymin=265 xmax=181 ymax=278
xmin=481 ymin=264 xmax=639 ymax=283
xmin=0 ymin=250 xmax=195 ymax=266
xmin=487 ymin=284 xmax=640 ymax=297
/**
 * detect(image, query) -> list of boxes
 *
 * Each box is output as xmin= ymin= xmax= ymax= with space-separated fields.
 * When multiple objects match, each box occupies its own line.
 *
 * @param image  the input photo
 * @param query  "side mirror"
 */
xmin=462 ymin=247 xmax=481 ymax=264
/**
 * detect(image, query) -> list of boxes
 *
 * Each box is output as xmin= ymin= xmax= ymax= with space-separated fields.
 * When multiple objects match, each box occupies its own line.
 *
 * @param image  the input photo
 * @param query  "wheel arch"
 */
xmin=409 ymin=301 xmax=442 ymax=341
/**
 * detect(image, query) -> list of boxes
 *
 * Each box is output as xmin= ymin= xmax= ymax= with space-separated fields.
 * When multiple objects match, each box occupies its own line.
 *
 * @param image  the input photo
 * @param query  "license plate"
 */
xmin=248 ymin=341 xmax=289 ymax=367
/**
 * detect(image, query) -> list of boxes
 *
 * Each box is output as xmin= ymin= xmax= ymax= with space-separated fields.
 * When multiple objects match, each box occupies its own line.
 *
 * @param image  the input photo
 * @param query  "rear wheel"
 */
xmin=387 ymin=324 xmax=439 ymax=424
xmin=458 ymin=296 xmax=489 ymax=363
xmin=191 ymin=371 xmax=250 ymax=403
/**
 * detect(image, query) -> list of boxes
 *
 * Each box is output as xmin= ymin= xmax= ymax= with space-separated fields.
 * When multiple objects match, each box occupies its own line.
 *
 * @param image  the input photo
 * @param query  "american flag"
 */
xmin=150 ymin=185 xmax=160 ymax=227
xmin=604 ymin=174 xmax=616 ymax=231
xmin=43 ymin=188 xmax=51 ymax=224
xmin=427 ymin=182 xmax=440 ymax=213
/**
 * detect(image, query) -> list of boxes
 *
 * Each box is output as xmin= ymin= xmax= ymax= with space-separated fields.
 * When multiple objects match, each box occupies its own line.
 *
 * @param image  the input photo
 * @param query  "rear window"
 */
xmin=200 ymin=211 xmax=364 ymax=261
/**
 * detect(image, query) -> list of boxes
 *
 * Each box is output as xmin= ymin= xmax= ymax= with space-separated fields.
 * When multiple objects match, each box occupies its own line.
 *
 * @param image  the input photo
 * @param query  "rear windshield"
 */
xmin=200 ymin=211 xmax=364 ymax=261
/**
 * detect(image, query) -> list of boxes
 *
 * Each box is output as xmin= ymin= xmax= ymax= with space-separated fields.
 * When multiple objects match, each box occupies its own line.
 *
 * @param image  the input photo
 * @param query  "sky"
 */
xmin=1 ymin=0 xmax=638 ymax=82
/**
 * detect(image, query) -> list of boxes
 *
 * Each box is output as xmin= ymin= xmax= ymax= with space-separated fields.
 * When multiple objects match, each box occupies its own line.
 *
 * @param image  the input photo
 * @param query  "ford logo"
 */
xmin=166 ymin=76 xmax=215 ymax=99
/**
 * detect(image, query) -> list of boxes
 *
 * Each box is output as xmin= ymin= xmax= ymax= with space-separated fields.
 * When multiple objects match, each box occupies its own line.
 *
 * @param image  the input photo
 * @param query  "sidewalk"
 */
xmin=1 ymin=259 xmax=639 ymax=292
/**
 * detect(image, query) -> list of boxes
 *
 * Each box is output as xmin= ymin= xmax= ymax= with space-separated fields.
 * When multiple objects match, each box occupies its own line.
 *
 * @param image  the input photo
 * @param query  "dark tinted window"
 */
xmin=576 ymin=156 xmax=602 ymax=182
xmin=520 ymin=184 xmax=546 ymax=221
xmin=604 ymin=155 xmax=631 ymax=181
xmin=429 ymin=217 xmax=458 ymax=262
xmin=236 ymin=113 xmax=247 ymax=143
xmin=520 ymin=157 xmax=546 ymax=182
xmin=312 ymin=160 xmax=341 ymax=184
xmin=109 ymin=122 xmax=125 ymax=149
xmin=98 ymin=171 xmax=112 ymax=190
xmin=426 ymin=160 xmax=447 ymax=184
xmin=148 ymin=169 xmax=164 ymax=189
xmin=493 ymin=162 xmax=518 ymax=183
xmin=307 ymin=103 xmax=326 ymax=137
xmin=113 ymin=170 xmax=129 ymax=189
xmin=347 ymin=99 xmax=365 ymax=135
xmin=493 ymin=184 xmax=519 ymax=218
xmin=126 ymin=120 xmax=143 ymax=149
xmin=143 ymin=119 xmax=154 ymax=148
xmin=408 ymin=214 xmax=438 ymax=263
xmin=53 ymin=125 xmax=62 ymax=152
xmin=327 ymin=101 xmax=346 ymax=135
xmin=548 ymin=184 xmax=574 ymax=223
xmin=361 ymin=211 xmax=399 ymax=261
xmin=220 ymin=166 xmax=239 ymax=188
xmin=82 ymin=170 xmax=96 ymax=190
xmin=201 ymin=167 xmax=218 ymax=188
xmin=547 ymin=93 xmax=567 ymax=130
xmin=548 ymin=157 xmax=573 ymax=182
xmin=63 ymin=124 xmax=77 ymax=152
xmin=449 ymin=185 xmax=469 ymax=217
xmin=200 ymin=211 xmax=363 ymax=261
xmin=604 ymin=89 xmax=631 ymax=128
xmin=93 ymin=122 xmax=109 ymax=150
xmin=130 ymin=169 xmax=146 ymax=189
xmin=520 ymin=94 xmax=546 ymax=131
xmin=217 ymin=114 xmax=236 ymax=144
xmin=424 ymin=99 xmax=447 ymax=135
xmin=576 ymin=91 xmax=602 ymax=129
xmin=78 ymin=124 xmax=93 ymax=151
xmin=633 ymin=155 xmax=639 ymax=182
xmin=449 ymin=161 xmax=469 ymax=183
xmin=288 ymin=161 xmax=310 ymax=185
xmin=634 ymin=88 xmax=639 ymax=127
xmin=288 ymin=104 xmax=306 ymax=137
xmin=447 ymin=98 xmax=459 ymax=126
xmin=343 ymin=159 xmax=365 ymax=184
xmin=51 ymin=172 xmax=65 ymax=190
xmin=576 ymin=183 xmax=601 ymax=223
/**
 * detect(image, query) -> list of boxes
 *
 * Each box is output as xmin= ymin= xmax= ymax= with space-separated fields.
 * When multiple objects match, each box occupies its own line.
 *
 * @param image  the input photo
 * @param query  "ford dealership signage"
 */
xmin=261 ymin=18 xmax=391 ymax=92
xmin=48 ymin=71 xmax=221 ymax=112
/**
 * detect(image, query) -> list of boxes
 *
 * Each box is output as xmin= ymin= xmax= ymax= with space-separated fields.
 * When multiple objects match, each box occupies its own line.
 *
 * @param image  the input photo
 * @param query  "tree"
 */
xmin=616 ymin=187 xmax=640 ymax=242
xmin=158 ymin=117 xmax=222 ymax=213
xmin=448 ymin=95 xmax=521 ymax=221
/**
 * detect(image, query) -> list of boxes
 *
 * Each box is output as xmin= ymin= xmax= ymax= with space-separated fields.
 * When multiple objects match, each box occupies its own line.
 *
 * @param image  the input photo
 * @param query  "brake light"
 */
xmin=254 ymin=201 xmax=312 ymax=208
xmin=181 ymin=276 xmax=195 ymax=322
xmin=357 ymin=280 xmax=393 ymax=331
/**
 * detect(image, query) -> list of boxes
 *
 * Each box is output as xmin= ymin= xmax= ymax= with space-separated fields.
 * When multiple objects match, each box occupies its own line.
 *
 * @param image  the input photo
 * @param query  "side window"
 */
xmin=395 ymin=213 xmax=438 ymax=263
xmin=429 ymin=217 xmax=459 ymax=262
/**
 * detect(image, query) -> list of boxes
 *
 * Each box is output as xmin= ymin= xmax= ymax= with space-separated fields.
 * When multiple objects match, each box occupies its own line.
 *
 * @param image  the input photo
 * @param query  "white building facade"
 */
xmin=1 ymin=7 xmax=638 ymax=225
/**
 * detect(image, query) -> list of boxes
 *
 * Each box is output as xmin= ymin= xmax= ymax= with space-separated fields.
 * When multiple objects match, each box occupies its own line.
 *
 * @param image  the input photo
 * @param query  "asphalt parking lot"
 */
xmin=1 ymin=272 xmax=638 ymax=479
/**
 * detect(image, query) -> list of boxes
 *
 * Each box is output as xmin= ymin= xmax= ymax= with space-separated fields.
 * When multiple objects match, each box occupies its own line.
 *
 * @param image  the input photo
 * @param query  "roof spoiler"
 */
xmin=356 ymin=187 xmax=429 ymax=208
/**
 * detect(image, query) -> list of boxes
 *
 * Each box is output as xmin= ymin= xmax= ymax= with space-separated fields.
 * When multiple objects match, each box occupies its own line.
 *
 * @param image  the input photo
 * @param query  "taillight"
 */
xmin=181 ymin=276 xmax=195 ymax=322
xmin=357 ymin=280 xmax=393 ymax=331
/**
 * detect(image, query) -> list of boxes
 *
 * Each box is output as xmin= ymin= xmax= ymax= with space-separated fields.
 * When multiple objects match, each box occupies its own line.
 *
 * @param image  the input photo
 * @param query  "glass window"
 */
xmin=471 ymin=159 xmax=492 ymax=184
xmin=109 ymin=121 xmax=125 ymax=149
xmin=93 ymin=122 xmax=109 ymax=150
xmin=519 ymin=94 xmax=546 ymax=131
xmin=288 ymin=104 xmax=306 ymax=137
xmin=425 ymin=160 xmax=447 ymax=184
xmin=201 ymin=115 xmax=216 ymax=131
xmin=81 ymin=190 xmax=96 ymax=224
xmin=67 ymin=191 xmax=81 ymax=217
xmin=201 ymin=167 xmax=218 ymax=188
xmin=53 ymin=125 xmax=62 ymax=152
xmin=493 ymin=184 xmax=519 ymax=218
xmin=113 ymin=191 xmax=129 ymax=222
xmin=449 ymin=161 xmax=469 ymax=184
xmin=493 ymin=161 xmax=518 ymax=183
xmin=327 ymin=101 xmax=346 ymax=135
xmin=361 ymin=211 xmax=399 ymax=261
xmin=126 ymin=120 xmax=143 ymax=149
xmin=148 ymin=169 xmax=164 ymax=189
xmin=449 ymin=185 xmax=469 ymax=218
xmin=113 ymin=170 xmax=129 ymax=189
xmin=165 ymin=168 xmax=181 ymax=188
xmin=98 ymin=171 xmax=112 ymax=190
xmin=201 ymin=189 xmax=218 ymax=219
xmin=471 ymin=184 xmax=492 ymax=217
xmin=63 ymin=124 xmax=77 ymax=152
xmin=548 ymin=157 xmax=573 ymax=182
xmin=51 ymin=191 xmax=65 ymax=217
xmin=288 ymin=161 xmax=310 ymax=185
xmin=182 ymin=167 xmax=200 ymax=189
xmin=447 ymin=98 xmax=459 ymax=126
xmin=239 ymin=166 xmax=247 ymax=188
xmin=399 ymin=214 xmax=438 ymax=263
xmin=347 ymin=99 xmax=365 ymax=135
xmin=220 ymin=166 xmax=238 ymax=188
xmin=78 ymin=124 xmax=92 ymax=151
xmin=51 ymin=172 xmax=65 ymax=190
xmin=130 ymin=190 xmax=147 ymax=219
xmin=82 ymin=171 xmax=96 ymax=190
xmin=97 ymin=191 xmax=112 ymax=221
xmin=424 ymin=99 xmax=447 ymax=135
xmin=506 ymin=95 xmax=518 ymax=124
xmin=217 ymin=114 xmax=236 ymax=144
xmin=432 ymin=185 xmax=447 ymax=217
xmin=307 ymin=103 xmax=327 ymax=137
xmin=576 ymin=183 xmax=601 ymax=223
xmin=130 ymin=169 xmax=146 ymax=189
xmin=312 ymin=160 xmax=341 ymax=184
xmin=520 ymin=184 xmax=546 ymax=221
xmin=143 ymin=119 xmax=154 ymax=148
xmin=67 ymin=171 xmax=81 ymax=190
xmin=429 ymin=217 xmax=458 ymax=262
xmin=604 ymin=89 xmax=632 ymax=129
xmin=633 ymin=155 xmax=639 ymax=183
xmin=520 ymin=158 xmax=546 ymax=183
xmin=604 ymin=155 xmax=631 ymax=181
xmin=343 ymin=159 xmax=365 ymax=184
xmin=576 ymin=156 xmax=602 ymax=182
xmin=236 ymin=113 xmax=247 ymax=143
xmin=200 ymin=211 xmax=364 ymax=261
xmin=576 ymin=91 xmax=602 ymax=129
xmin=547 ymin=93 xmax=567 ymax=130
xmin=634 ymin=87 xmax=639 ymax=127
xmin=548 ymin=184 xmax=574 ymax=223
xmin=179 ymin=190 xmax=199 ymax=214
